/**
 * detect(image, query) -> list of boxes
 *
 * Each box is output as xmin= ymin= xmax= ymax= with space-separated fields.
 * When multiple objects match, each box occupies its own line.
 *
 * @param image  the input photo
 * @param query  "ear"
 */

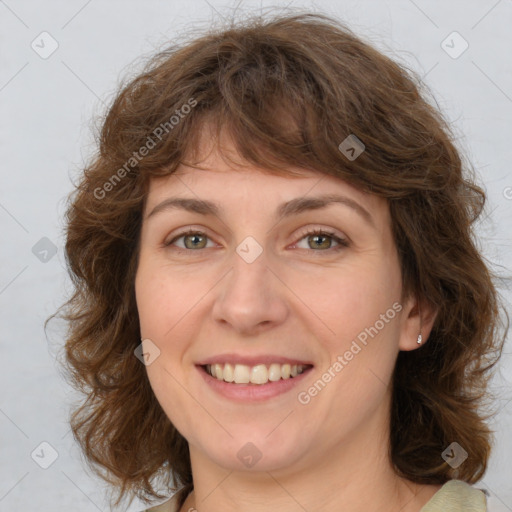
xmin=398 ymin=294 xmax=438 ymax=352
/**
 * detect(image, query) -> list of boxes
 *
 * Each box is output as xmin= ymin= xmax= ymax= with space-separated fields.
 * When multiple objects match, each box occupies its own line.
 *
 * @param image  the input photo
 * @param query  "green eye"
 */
xmin=182 ymin=233 xmax=208 ymax=249
xmin=164 ymin=228 xmax=349 ymax=253
xmin=165 ymin=230 xmax=211 ymax=250
xmin=295 ymin=229 xmax=349 ymax=251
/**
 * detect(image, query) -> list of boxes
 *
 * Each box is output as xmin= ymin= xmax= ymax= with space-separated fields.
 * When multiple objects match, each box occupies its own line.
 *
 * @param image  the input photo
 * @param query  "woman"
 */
xmin=58 ymin=11 xmax=507 ymax=512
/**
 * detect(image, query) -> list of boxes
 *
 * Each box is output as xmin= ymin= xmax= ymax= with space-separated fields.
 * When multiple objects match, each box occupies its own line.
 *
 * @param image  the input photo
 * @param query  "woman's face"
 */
xmin=135 ymin=133 xmax=420 ymax=474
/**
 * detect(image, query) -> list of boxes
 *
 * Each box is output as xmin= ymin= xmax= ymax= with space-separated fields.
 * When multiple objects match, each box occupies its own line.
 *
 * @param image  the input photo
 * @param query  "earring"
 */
xmin=417 ymin=334 xmax=422 ymax=344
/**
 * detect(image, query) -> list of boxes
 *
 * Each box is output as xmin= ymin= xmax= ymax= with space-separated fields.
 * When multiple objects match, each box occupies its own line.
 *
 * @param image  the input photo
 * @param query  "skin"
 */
xmin=135 ymin=128 xmax=440 ymax=512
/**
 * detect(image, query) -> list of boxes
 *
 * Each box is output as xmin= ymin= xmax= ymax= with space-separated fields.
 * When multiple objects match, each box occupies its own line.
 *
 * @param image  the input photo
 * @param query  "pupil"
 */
xmin=313 ymin=235 xmax=328 ymax=248
xmin=187 ymin=234 xmax=204 ymax=249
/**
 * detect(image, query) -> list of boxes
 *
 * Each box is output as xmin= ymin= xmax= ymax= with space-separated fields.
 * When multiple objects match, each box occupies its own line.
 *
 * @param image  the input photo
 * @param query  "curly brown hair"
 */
xmin=49 ymin=11 xmax=508 ymax=511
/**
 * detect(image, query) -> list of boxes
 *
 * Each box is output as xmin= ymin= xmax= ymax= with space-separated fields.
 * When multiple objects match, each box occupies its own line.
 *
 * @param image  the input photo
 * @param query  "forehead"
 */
xmin=144 ymin=123 xmax=389 ymax=228
xmin=147 ymin=165 xmax=376 ymax=214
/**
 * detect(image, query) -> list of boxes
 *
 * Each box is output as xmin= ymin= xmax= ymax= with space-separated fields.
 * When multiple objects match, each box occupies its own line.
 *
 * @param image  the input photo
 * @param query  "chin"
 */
xmin=198 ymin=432 xmax=308 ymax=473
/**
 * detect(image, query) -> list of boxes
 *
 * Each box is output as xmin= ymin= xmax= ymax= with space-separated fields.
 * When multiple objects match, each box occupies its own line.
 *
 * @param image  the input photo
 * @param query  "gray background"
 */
xmin=1 ymin=0 xmax=511 ymax=510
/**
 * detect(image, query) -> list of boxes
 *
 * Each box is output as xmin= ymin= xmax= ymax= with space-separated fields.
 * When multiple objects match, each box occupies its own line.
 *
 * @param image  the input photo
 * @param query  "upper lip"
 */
xmin=196 ymin=354 xmax=314 ymax=367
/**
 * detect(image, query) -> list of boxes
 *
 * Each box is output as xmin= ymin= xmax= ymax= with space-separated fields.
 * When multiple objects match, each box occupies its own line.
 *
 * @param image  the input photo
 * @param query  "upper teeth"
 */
xmin=205 ymin=363 xmax=307 ymax=384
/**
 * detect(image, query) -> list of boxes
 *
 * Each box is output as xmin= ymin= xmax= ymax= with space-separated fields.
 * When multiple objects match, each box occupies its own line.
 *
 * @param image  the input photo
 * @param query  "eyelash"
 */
xmin=163 ymin=228 xmax=350 ymax=254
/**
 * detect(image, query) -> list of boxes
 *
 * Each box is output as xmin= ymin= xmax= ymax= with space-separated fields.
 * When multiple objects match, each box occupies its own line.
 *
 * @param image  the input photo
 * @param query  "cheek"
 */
xmin=302 ymin=269 xmax=401 ymax=435
xmin=135 ymin=268 xmax=165 ymax=336
xmin=136 ymin=263 xmax=197 ymax=339
xmin=288 ymin=259 xmax=401 ymax=348
xmin=135 ymin=265 xmax=203 ymax=435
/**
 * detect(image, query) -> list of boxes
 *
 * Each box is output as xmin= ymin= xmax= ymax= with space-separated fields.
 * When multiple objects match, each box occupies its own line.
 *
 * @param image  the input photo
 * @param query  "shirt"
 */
xmin=143 ymin=479 xmax=489 ymax=512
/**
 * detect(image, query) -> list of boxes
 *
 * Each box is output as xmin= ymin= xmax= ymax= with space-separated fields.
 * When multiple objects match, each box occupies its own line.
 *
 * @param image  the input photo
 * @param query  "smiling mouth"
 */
xmin=201 ymin=362 xmax=314 ymax=385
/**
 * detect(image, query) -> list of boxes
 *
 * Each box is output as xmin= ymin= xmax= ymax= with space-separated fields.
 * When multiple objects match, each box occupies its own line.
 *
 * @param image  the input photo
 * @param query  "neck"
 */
xmin=180 ymin=397 xmax=439 ymax=512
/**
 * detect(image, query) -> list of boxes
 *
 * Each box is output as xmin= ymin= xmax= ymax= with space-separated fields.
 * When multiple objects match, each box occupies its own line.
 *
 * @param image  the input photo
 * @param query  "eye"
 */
xmin=164 ymin=229 xmax=214 ymax=251
xmin=293 ymin=229 xmax=349 ymax=252
xmin=163 ymin=228 xmax=350 ymax=253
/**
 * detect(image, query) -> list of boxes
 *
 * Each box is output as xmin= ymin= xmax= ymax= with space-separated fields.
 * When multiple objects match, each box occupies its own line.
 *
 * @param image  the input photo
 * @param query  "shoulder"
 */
xmin=141 ymin=492 xmax=181 ymax=512
xmin=142 ymin=481 xmax=495 ymax=512
xmin=420 ymin=479 xmax=489 ymax=511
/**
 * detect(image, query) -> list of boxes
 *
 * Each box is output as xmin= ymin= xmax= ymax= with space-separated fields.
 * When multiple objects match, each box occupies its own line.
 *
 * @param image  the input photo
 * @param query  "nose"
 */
xmin=211 ymin=245 xmax=289 ymax=335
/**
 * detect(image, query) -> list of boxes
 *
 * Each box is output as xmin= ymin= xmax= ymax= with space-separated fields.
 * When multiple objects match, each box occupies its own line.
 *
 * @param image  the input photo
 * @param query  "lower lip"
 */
xmin=196 ymin=365 xmax=313 ymax=402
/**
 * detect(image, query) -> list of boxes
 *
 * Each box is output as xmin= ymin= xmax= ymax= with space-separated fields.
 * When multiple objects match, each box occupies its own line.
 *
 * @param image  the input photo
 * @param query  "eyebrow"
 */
xmin=146 ymin=194 xmax=375 ymax=227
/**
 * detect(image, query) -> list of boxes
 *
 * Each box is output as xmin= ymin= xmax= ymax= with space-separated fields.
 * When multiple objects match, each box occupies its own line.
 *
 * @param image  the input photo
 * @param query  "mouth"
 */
xmin=201 ymin=362 xmax=314 ymax=385
xmin=196 ymin=360 xmax=314 ymax=402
